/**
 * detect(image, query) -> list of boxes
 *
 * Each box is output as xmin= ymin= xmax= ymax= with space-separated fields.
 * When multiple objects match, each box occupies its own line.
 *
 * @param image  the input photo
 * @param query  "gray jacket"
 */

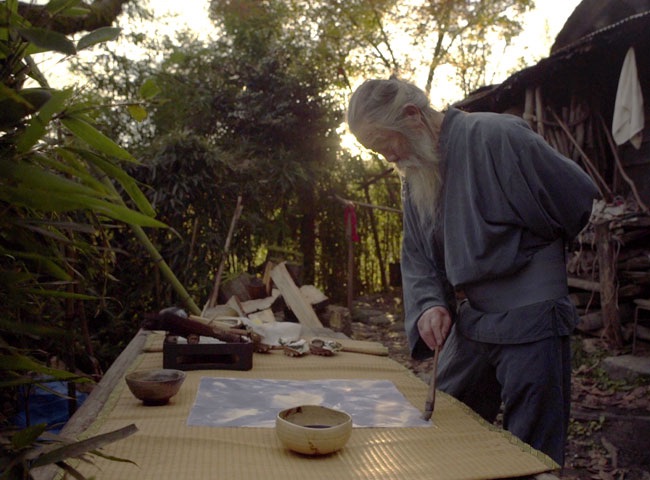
xmin=402 ymin=108 xmax=600 ymax=359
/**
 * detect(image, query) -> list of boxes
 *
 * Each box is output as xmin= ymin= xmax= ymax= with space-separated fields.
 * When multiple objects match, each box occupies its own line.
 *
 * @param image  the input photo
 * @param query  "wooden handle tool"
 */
xmin=421 ymin=346 xmax=440 ymax=421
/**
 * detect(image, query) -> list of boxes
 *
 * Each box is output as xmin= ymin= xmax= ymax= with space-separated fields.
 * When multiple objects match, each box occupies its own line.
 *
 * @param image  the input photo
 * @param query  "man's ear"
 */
xmin=401 ymin=103 xmax=423 ymax=128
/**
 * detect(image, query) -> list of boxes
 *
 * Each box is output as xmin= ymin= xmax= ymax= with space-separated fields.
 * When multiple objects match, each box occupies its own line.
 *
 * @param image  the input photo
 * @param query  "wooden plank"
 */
xmin=576 ymin=310 xmax=604 ymax=332
xmin=201 ymin=304 xmax=238 ymax=320
xmin=226 ymin=295 xmax=245 ymax=317
xmin=270 ymin=262 xmax=323 ymax=329
xmin=32 ymin=329 xmax=151 ymax=480
xmin=596 ymin=222 xmax=623 ymax=348
xmin=240 ymin=289 xmax=280 ymax=314
xmin=576 ymin=303 xmax=635 ymax=332
xmin=568 ymin=276 xmax=600 ymax=291
xmin=248 ymin=308 xmax=276 ymax=325
xmin=321 ymin=304 xmax=352 ymax=336
xmin=262 ymin=261 xmax=275 ymax=294
xmin=304 ymin=335 xmax=389 ymax=356
xmin=299 ymin=285 xmax=328 ymax=305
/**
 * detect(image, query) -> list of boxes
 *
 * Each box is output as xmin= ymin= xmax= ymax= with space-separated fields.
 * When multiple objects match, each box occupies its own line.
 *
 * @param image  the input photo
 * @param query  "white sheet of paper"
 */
xmin=187 ymin=378 xmax=430 ymax=428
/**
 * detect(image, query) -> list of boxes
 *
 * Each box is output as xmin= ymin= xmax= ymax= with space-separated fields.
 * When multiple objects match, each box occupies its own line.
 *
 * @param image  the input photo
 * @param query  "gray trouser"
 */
xmin=436 ymin=325 xmax=571 ymax=466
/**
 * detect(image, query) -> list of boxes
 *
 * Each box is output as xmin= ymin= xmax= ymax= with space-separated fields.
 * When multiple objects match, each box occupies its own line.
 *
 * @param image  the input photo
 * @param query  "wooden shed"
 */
xmin=455 ymin=0 xmax=650 ymax=348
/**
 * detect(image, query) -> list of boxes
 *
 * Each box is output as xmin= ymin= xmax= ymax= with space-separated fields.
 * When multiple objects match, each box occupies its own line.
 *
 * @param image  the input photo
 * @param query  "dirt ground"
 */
xmin=349 ymin=292 xmax=650 ymax=480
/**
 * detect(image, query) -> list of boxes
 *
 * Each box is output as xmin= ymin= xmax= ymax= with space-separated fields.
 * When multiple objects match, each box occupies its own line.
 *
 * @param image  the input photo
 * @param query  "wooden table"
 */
xmin=32 ymin=328 xmax=559 ymax=480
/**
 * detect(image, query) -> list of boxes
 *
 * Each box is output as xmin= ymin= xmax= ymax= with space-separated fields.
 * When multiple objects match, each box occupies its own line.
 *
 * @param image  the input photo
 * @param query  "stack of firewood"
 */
xmin=201 ymin=261 xmax=352 ymax=336
xmin=567 ymin=199 xmax=650 ymax=340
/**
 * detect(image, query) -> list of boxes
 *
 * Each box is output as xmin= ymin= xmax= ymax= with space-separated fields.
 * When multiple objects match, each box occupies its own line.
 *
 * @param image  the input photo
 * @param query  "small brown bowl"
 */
xmin=125 ymin=369 xmax=186 ymax=405
xmin=276 ymin=405 xmax=352 ymax=455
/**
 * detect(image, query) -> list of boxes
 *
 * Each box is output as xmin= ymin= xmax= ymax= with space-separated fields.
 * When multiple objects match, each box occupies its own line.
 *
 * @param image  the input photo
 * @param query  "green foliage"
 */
xmin=0 ymin=2 xmax=166 ymax=477
xmin=63 ymin=0 xmax=410 ymax=309
xmin=55 ymin=0 xmax=534 ymax=318
xmin=1 ymin=423 xmax=138 ymax=479
xmin=410 ymin=0 xmax=535 ymax=93
xmin=568 ymin=414 xmax=605 ymax=440
xmin=67 ymin=9 xmax=349 ymax=304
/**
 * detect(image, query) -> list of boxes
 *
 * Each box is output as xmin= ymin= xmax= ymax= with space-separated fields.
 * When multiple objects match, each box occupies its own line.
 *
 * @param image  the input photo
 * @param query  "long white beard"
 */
xmin=394 ymin=135 xmax=442 ymax=223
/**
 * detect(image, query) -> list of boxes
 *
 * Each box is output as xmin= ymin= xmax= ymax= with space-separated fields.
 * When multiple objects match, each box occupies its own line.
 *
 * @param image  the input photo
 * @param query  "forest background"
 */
xmin=1 ymin=0 xmax=581 ymax=474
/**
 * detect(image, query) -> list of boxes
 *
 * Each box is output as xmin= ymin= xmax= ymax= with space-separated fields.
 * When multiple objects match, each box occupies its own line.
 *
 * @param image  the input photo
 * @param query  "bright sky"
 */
xmin=499 ymin=0 xmax=583 ymax=76
xmin=43 ymin=0 xmax=583 ymax=96
xmin=152 ymin=0 xmax=583 ymax=105
xmin=109 ymin=0 xmax=585 ymax=155
xmin=157 ymin=0 xmax=583 ymax=52
xmin=39 ymin=0 xmax=584 ymax=156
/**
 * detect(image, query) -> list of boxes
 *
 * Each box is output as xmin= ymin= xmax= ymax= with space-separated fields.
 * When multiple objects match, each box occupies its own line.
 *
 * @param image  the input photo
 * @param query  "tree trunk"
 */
xmin=596 ymin=222 xmax=623 ymax=348
xmin=363 ymin=186 xmax=387 ymax=291
xmin=299 ymin=185 xmax=316 ymax=285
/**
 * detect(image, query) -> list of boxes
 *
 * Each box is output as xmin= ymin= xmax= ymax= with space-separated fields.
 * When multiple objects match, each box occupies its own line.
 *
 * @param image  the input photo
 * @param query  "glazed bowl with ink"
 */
xmin=125 ymin=369 xmax=186 ymax=406
xmin=275 ymin=405 xmax=352 ymax=455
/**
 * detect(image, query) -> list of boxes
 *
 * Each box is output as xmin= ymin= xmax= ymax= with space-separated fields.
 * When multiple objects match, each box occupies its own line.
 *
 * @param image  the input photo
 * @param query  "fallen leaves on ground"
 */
xmin=351 ymin=293 xmax=650 ymax=480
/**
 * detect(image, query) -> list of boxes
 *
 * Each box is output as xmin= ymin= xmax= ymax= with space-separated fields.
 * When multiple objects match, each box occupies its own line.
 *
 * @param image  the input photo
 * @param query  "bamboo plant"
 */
xmin=0 ymin=1 xmax=193 ymax=477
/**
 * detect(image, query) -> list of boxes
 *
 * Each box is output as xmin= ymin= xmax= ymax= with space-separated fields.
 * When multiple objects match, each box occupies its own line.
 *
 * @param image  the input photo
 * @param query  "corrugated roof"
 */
xmin=455 ymin=8 xmax=650 ymax=112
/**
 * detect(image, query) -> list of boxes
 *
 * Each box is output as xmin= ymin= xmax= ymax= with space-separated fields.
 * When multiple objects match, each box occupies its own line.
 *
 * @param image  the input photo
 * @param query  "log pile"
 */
xmin=567 ymin=198 xmax=650 ymax=345
xmin=201 ymin=261 xmax=351 ymax=336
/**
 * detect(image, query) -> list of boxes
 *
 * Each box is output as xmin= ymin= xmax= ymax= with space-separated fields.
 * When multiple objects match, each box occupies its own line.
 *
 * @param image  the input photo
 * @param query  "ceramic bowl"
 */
xmin=275 ymin=405 xmax=353 ymax=455
xmin=125 ymin=369 xmax=186 ymax=405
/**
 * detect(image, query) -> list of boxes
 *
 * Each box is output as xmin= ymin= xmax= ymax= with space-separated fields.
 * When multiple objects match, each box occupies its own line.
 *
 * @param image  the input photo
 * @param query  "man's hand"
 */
xmin=417 ymin=306 xmax=452 ymax=350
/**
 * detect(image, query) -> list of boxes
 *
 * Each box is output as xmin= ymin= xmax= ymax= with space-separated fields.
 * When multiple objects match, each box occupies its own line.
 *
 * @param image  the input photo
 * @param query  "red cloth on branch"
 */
xmin=344 ymin=204 xmax=360 ymax=242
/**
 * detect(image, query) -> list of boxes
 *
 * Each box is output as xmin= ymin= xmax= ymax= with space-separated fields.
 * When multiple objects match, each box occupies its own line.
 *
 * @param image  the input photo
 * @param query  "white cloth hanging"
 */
xmin=612 ymin=47 xmax=645 ymax=149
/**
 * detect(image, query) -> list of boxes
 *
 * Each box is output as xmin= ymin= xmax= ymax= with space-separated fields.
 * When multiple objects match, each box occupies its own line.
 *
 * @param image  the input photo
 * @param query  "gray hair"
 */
xmin=346 ymin=77 xmax=432 ymax=140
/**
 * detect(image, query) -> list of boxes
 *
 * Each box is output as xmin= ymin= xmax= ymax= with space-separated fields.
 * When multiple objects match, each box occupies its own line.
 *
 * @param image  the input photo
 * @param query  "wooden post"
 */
xmin=344 ymin=204 xmax=356 ymax=313
xmin=206 ymin=195 xmax=243 ymax=309
xmin=270 ymin=262 xmax=323 ymax=329
xmin=363 ymin=185 xmax=387 ymax=291
xmin=524 ymin=87 xmax=535 ymax=128
xmin=347 ymin=228 xmax=354 ymax=313
xmin=595 ymin=222 xmax=623 ymax=348
xmin=534 ymin=86 xmax=545 ymax=137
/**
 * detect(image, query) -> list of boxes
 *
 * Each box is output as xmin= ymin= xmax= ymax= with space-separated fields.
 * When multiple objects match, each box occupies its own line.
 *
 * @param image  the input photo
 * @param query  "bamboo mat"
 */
xmin=73 ymin=332 xmax=557 ymax=480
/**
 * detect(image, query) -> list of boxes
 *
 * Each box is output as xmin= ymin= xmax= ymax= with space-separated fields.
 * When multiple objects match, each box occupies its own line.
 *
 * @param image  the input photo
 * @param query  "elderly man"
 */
xmin=347 ymin=77 xmax=599 ymax=466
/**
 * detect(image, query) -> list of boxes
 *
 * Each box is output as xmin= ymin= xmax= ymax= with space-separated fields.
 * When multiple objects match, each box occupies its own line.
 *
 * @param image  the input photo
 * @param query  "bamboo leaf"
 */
xmin=0 ymin=376 xmax=83 ymax=389
xmin=76 ymin=27 xmax=121 ymax=51
xmin=61 ymin=116 xmax=136 ymax=162
xmin=45 ymin=0 xmax=81 ymax=15
xmin=21 ymin=288 xmax=97 ymax=300
xmin=0 ymin=354 xmax=83 ymax=380
xmin=54 ymin=461 xmax=86 ymax=480
xmin=0 ymin=88 xmax=52 ymax=129
xmin=8 ymin=251 xmax=71 ymax=281
xmin=63 ymin=7 xmax=91 ymax=16
xmin=30 ymin=424 xmax=138 ymax=468
xmin=32 ymin=152 xmax=110 ymax=194
xmin=12 ymin=218 xmax=96 ymax=234
xmin=11 ymin=424 xmax=47 ymax=449
xmin=17 ymin=28 xmax=76 ymax=55
xmin=0 ymin=159 xmax=112 ymax=199
xmin=56 ymin=146 xmax=97 ymax=174
xmin=88 ymin=449 xmax=138 ymax=464
xmin=139 ymin=78 xmax=161 ymax=99
xmin=81 ymin=196 xmax=166 ymax=227
xmin=73 ymin=148 xmax=157 ymax=217
xmin=5 ymin=0 xmax=18 ymax=14
xmin=1 ymin=185 xmax=166 ymax=227
xmin=16 ymin=89 xmax=73 ymax=153
xmin=0 ymin=83 xmax=29 ymax=104
xmin=0 ymin=318 xmax=63 ymax=337
xmin=0 ymin=377 xmax=47 ymax=388
xmin=0 ymin=186 xmax=100 ymax=212
xmin=127 ymin=104 xmax=148 ymax=122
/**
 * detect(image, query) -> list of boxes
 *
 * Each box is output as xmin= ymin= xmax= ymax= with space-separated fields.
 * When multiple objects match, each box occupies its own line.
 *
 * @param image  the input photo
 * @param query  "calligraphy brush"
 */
xmin=421 ymin=346 xmax=440 ymax=421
